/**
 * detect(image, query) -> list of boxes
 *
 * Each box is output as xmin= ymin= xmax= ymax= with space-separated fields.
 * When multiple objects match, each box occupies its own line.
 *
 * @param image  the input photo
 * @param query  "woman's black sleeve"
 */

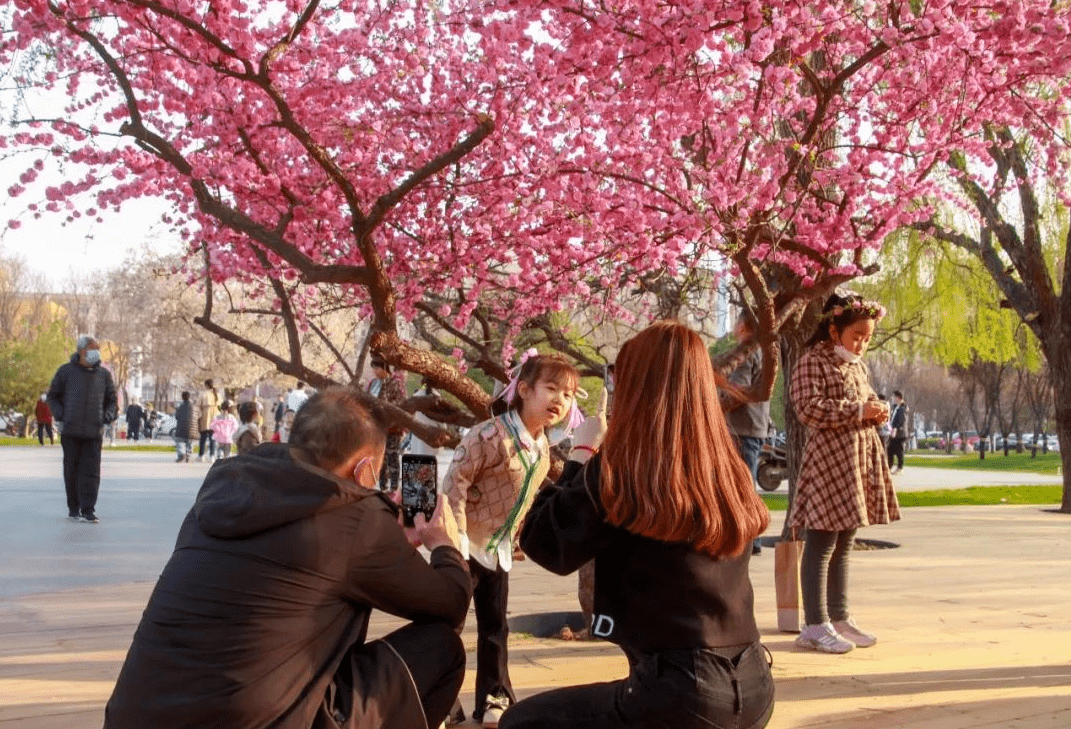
xmin=518 ymin=458 xmax=605 ymax=576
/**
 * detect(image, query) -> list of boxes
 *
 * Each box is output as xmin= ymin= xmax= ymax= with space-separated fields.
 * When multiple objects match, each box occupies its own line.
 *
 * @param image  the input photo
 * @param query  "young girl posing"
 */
xmin=790 ymin=292 xmax=899 ymax=654
xmin=443 ymin=353 xmax=581 ymax=728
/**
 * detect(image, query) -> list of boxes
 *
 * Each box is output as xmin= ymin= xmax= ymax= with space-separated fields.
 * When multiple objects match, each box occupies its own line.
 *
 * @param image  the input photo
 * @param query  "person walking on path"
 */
xmin=286 ymin=380 xmax=311 ymax=413
xmin=211 ymin=401 xmax=239 ymax=459
xmin=500 ymin=322 xmax=773 ymax=729
xmin=887 ymin=391 xmax=908 ymax=474
xmin=173 ymin=392 xmax=195 ymax=463
xmin=721 ymin=314 xmax=771 ymax=556
xmin=35 ymin=394 xmax=54 ymax=445
xmin=443 ymin=353 xmax=583 ymax=728
xmin=273 ymin=394 xmax=286 ymax=434
xmin=103 ymin=388 xmax=472 ymax=729
xmin=125 ymin=400 xmax=143 ymax=442
xmin=46 ymin=334 xmax=118 ymax=523
xmin=790 ymin=292 xmax=899 ymax=654
xmin=197 ymin=379 xmax=219 ymax=462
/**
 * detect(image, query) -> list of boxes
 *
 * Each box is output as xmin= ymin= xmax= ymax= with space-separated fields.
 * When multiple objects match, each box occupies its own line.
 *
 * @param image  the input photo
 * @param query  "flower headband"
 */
xmin=500 ymin=348 xmax=588 ymax=431
xmin=820 ymin=298 xmax=887 ymax=322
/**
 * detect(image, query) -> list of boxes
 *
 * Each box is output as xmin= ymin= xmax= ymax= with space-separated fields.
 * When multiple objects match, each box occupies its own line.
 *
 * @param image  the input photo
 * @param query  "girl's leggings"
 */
xmin=800 ymin=528 xmax=857 ymax=625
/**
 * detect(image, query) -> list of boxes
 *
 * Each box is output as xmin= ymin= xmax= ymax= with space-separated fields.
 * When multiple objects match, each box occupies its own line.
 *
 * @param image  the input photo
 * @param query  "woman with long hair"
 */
xmin=500 ymin=321 xmax=774 ymax=729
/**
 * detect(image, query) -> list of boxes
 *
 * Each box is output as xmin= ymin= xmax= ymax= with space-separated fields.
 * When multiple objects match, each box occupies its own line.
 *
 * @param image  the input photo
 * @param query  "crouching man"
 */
xmin=104 ymin=388 xmax=471 ymax=729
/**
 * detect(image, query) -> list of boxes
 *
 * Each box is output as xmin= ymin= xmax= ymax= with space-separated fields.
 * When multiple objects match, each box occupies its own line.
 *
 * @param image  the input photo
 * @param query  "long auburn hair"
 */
xmin=599 ymin=321 xmax=770 ymax=558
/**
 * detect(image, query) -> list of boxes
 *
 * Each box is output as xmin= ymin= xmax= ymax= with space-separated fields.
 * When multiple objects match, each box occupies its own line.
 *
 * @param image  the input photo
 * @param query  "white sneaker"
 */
xmin=833 ymin=617 xmax=877 ymax=647
xmin=482 ymin=696 xmax=510 ymax=728
xmin=795 ymin=622 xmax=854 ymax=654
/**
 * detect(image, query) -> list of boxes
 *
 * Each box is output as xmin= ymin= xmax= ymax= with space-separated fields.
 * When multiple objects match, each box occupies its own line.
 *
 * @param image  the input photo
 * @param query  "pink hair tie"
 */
xmin=500 ymin=347 xmax=540 ymax=404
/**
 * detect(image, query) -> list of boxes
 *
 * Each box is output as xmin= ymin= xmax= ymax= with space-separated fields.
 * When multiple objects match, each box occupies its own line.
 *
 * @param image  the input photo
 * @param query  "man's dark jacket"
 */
xmin=124 ymin=403 xmax=143 ymax=433
xmin=174 ymin=400 xmax=196 ymax=440
xmin=46 ymin=354 xmax=117 ymax=439
xmin=104 ymin=443 xmax=471 ymax=729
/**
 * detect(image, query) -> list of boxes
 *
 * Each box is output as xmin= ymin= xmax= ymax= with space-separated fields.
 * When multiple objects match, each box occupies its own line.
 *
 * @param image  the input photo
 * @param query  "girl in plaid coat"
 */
xmin=442 ymin=353 xmax=581 ymax=727
xmin=790 ymin=292 xmax=899 ymax=654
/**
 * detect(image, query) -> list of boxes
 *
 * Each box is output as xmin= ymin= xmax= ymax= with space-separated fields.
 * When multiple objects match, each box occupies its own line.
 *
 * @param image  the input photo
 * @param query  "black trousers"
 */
xmin=384 ymin=622 xmax=466 ymax=727
xmin=37 ymin=422 xmax=54 ymax=444
xmin=500 ymin=642 xmax=774 ymax=729
xmin=61 ymin=435 xmax=102 ymax=517
xmin=469 ymin=558 xmax=516 ymax=719
xmin=320 ymin=621 xmax=465 ymax=729
xmin=198 ymin=430 xmax=216 ymax=458
xmin=887 ymin=437 xmax=905 ymax=469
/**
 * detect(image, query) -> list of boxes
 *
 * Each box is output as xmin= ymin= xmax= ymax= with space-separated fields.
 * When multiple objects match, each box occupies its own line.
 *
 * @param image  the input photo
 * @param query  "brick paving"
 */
xmin=2 ymin=446 xmax=1069 ymax=728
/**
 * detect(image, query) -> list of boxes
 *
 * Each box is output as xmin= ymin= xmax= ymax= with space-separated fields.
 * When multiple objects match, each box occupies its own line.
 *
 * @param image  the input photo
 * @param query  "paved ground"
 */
xmin=1 ymin=446 xmax=1069 ymax=728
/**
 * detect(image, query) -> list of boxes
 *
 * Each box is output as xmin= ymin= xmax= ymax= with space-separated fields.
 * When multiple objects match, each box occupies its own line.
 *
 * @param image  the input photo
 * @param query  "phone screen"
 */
xmin=400 ymin=455 xmax=438 ymax=527
xmin=604 ymin=363 xmax=614 ymax=393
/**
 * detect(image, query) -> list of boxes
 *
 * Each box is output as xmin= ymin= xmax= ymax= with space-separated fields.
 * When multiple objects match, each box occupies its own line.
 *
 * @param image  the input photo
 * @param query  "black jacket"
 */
xmin=174 ymin=400 xmax=197 ymax=440
xmin=519 ymin=456 xmax=760 ymax=653
xmin=890 ymin=403 xmax=907 ymax=439
xmin=104 ymin=443 xmax=471 ymax=729
xmin=125 ymin=403 xmax=143 ymax=431
xmin=46 ymin=354 xmax=118 ymax=439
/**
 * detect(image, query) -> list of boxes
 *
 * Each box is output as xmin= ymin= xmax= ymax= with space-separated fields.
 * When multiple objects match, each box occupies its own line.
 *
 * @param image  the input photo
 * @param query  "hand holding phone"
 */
xmin=413 ymin=496 xmax=461 ymax=553
xmin=401 ymin=454 xmax=438 ymax=528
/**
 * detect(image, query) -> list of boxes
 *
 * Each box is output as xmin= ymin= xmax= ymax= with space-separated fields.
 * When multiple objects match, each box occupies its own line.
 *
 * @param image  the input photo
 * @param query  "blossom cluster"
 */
xmin=2 ymin=0 xmax=1069 ymax=366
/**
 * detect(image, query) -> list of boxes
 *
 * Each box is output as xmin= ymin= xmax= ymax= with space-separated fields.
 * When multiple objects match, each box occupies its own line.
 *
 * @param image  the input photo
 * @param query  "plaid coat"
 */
xmin=789 ymin=342 xmax=899 ymax=531
xmin=442 ymin=415 xmax=549 ymax=565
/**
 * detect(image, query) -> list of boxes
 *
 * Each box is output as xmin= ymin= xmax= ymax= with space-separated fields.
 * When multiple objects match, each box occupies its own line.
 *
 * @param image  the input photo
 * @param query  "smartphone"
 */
xmin=400 ymin=454 xmax=438 ymax=527
xmin=604 ymin=363 xmax=615 ymax=394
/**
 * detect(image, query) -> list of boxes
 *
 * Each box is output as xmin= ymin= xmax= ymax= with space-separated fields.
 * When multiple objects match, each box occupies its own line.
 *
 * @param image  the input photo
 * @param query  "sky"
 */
xmin=1 ymin=57 xmax=184 ymax=291
xmin=0 ymin=191 xmax=183 ymax=291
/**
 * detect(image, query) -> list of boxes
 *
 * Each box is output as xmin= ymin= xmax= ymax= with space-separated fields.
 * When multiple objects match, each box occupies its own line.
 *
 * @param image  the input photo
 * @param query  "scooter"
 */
xmin=756 ymin=439 xmax=788 ymax=492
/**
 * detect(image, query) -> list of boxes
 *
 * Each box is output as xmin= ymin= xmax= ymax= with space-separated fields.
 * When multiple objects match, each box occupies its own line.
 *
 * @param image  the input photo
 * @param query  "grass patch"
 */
xmin=761 ymin=484 xmax=1062 ymax=510
xmin=904 ymin=451 xmax=1062 ymax=475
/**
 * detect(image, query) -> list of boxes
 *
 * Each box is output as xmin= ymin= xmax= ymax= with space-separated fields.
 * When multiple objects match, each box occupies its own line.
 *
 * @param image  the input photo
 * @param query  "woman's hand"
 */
xmin=863 ymin=399 xmax=889 ymax=423
xmin=570 ymin=389 xmax=608 ymax=463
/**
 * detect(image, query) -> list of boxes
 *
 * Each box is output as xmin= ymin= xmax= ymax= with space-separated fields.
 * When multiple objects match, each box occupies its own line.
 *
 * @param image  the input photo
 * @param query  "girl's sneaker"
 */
xmin=795 ymin=622 xmax=854 ymax=654
xmin=833 ymin=617 xmax=877 ymax=647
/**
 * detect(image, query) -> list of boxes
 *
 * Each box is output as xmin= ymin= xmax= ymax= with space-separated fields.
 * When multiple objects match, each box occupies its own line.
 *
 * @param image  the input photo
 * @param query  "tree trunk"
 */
xmin=779 ymin=329 xmax=809 ymax=541
xmin=1052 ymin=366 xmax=1071 ymax=513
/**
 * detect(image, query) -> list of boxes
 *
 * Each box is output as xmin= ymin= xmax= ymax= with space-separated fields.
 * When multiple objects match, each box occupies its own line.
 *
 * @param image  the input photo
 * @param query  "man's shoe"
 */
xmin=67 ymin=512 xmax=80 ymax=521
xmin=81 ymin=513 xmax=100 ymax=524
xmin=444 ymin=701 xmax=466 ymax=727
xmin=833 ymin=617 xmax=877 ymax=648
xmin=176 ymin=456 xmax=184 ymax=462
xmin=795 ymin=622 xmax=853 ymax=654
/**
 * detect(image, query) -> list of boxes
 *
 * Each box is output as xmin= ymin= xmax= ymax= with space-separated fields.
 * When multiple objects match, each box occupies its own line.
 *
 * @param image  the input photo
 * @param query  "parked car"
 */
xmin=994 ymin=434 xmax=1021 ymax=450
xmin=156 ymin=414 xmax=178 ymax=438
xmin=0 ymin=410 xmax=26 ymax=436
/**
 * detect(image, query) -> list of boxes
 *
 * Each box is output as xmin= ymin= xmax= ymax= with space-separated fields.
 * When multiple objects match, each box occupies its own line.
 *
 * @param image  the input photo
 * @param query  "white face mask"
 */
xmin=833 ymin=344 xmax=861 ymax=364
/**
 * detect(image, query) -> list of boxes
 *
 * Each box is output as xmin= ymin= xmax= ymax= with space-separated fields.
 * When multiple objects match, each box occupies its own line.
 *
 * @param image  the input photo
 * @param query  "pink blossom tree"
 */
xmin=4 ymin=1 xmax=1071 ymax=477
